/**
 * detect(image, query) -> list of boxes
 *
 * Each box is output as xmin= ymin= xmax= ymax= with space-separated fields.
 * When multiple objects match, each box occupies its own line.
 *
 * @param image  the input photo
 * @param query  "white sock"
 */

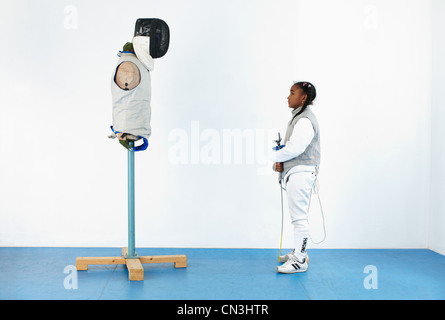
xmin=293 ymin=229 xmax=309 ymax=262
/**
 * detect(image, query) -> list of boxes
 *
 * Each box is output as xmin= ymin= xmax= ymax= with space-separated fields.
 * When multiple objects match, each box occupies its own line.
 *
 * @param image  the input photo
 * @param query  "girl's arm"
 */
xmin=270 ymin=118 xmax=315 ymax=163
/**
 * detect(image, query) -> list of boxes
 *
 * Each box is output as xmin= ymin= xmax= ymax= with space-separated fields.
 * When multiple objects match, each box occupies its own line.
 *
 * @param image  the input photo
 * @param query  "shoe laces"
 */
xmin=288 ymin=252 xmax=306 ymax=265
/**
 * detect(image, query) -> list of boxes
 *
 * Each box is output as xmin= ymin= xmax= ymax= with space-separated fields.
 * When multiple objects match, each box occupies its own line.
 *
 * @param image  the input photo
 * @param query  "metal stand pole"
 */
xmin=126 ymin=142 xmax=137 ymax=259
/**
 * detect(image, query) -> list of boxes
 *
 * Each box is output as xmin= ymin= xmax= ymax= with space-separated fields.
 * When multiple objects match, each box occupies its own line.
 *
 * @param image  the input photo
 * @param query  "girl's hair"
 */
xmin=294 ymin=81 xmax=317 ymax=108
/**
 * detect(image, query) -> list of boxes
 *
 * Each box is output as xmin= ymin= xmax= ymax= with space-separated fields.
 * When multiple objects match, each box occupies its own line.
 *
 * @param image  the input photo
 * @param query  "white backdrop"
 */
xmin=430 ymin=0 xmax=445 ymax=256
xmin=0 ymin=0 xmax=442 ymax=252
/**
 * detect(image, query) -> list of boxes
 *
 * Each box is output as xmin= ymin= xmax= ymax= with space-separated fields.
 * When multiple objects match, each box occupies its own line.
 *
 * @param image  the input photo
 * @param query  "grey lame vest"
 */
xmin=111 ymin=52 xmax=152 ymax=141
xmin=282 ymin=106 xmax=321 ymax=177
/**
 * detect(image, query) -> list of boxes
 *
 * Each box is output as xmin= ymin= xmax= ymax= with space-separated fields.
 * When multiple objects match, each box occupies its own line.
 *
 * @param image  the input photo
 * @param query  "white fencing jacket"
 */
xmin=269 ymin=117 xmax=317 ymax=182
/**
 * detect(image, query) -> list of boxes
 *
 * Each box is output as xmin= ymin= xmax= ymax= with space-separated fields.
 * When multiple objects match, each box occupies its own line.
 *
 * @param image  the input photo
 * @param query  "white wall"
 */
xmin=429 ymin=0 xmax=445 ymax=256
xmin=0 ymin=0 xmax=435 ymax=250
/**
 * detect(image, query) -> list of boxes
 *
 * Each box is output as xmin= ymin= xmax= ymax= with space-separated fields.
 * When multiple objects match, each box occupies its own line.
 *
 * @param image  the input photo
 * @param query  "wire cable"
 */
xmin=279 ymin=181 xmax=284 ymax=262
xmin=308 ymin=171 xmax=327 ymax=245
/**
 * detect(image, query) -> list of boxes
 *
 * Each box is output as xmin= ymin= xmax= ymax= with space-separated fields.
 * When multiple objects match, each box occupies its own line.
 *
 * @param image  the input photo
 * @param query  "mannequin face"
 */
xmin=287 ymin=84 xmax=307 ymax=109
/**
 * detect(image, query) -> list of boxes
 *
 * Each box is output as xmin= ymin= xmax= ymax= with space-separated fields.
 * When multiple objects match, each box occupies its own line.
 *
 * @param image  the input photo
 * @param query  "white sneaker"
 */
xmin=279 ymin=250 xmax=309 ymax=264
xmin=276 ymin=253 xmax=308 ymax=274
xmin=279 ymin=249 xmax=294 ymax=263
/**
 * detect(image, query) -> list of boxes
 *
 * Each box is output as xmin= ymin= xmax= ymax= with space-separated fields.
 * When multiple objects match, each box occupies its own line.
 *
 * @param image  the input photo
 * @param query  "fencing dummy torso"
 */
xmin=111 ymin=52 xmax=151 ymax=142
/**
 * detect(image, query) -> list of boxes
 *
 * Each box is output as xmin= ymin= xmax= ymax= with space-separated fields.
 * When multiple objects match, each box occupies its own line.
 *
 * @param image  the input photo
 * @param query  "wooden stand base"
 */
xmin=76 ymin=248 xmax=187 ymax=281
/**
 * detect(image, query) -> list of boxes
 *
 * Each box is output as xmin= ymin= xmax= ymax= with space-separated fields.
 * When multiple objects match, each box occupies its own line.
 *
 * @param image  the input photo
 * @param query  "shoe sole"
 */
xmin=276 ymin=267 xmax=308 ymax=274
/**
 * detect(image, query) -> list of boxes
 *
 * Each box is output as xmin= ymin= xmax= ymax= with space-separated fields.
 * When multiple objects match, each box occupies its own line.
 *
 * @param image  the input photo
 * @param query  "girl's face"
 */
xmin=287 ymin=85 xmax=307 ymax=109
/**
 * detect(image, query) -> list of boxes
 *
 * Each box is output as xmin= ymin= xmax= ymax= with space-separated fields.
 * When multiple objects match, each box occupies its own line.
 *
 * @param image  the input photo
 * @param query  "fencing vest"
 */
xmin=111 ymin=52 xmax=151 ymax=143
xmin=282 ymin=106 xmax=321 ymax=177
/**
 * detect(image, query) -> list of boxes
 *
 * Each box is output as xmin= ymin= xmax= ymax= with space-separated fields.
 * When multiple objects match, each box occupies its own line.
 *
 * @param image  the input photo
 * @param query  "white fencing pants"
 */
xmin=285 ymin=170 xmax=316 ymax=262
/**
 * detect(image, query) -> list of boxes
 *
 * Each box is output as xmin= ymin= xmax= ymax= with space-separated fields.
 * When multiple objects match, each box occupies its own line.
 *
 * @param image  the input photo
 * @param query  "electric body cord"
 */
xmin=279 ymin=179 xmax=285 ymax=261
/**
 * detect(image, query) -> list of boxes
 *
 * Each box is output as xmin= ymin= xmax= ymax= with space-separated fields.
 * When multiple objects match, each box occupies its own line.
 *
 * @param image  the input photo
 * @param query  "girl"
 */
xmin=270 ymin=81 xmax=320 ymax=273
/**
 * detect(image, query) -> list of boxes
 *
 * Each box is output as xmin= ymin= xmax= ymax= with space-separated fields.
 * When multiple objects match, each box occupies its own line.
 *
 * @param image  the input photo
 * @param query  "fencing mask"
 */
xmin=133 ymin=18 xmax=170 ymax=71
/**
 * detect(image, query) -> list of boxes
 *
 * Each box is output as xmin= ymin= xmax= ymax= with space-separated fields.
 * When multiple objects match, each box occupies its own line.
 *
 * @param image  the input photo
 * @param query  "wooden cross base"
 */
xmin=76 ymin=248 xmax=187 ymax=281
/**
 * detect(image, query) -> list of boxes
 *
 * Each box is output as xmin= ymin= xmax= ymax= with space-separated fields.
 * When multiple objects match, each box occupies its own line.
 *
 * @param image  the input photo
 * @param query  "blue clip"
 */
xmin=134 ymin=137 xmax=149 ymax=152
xmin=273 ymin=145 xmax=285 ymax=151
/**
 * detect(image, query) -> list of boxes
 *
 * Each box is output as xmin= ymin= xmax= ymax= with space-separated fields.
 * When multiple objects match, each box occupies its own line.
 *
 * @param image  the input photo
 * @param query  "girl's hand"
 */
xmin=273 ymin=162 xmax=283 ymax=172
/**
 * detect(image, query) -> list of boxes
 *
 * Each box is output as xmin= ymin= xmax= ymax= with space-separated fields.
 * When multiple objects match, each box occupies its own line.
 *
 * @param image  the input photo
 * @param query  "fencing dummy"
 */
xmin=110 ymin=18 xmax=170 ymax=151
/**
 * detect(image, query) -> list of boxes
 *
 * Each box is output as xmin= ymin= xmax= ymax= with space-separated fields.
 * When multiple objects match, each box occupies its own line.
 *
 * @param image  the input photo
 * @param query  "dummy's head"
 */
xmin=288 ymin=82 xmax=317 ymax=109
